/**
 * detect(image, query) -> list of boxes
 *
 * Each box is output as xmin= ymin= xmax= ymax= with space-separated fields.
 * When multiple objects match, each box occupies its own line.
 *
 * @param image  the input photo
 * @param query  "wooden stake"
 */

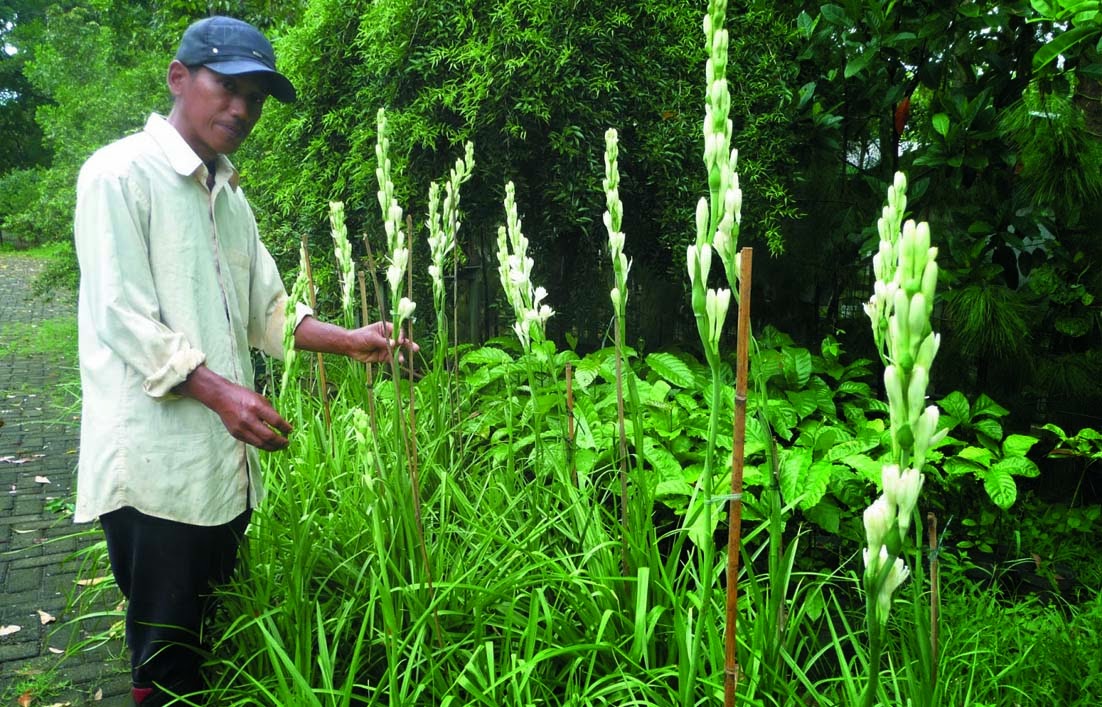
xmin=724 ymin=247 xmax=753 ymax=707
xmin=300 ymin=234 xmax=332 ymax=433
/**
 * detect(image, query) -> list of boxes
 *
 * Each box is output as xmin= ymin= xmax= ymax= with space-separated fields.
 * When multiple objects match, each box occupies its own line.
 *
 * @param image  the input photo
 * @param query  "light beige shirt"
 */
xmin=74 ymin=113 xmax=310 ymax=526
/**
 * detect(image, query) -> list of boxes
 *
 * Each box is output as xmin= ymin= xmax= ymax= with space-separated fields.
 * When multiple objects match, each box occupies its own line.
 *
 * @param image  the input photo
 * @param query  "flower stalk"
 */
xmin=603 ymin=128 xmax=631 ymax=574
xmin=329 ymin=200 xmax=356 ymax=328
xmin=861 ymin=172 xmax=945 ymax=706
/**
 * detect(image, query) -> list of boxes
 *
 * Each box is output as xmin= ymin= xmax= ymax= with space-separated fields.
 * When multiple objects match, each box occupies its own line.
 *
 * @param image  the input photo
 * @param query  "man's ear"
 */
xmin=167 ymin=60 xmax=191 ymax=99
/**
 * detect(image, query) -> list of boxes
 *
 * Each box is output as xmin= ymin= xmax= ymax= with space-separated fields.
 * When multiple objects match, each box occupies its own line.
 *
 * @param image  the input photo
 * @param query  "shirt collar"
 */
xmin=144 ymin=113 xmax=240 ymax=191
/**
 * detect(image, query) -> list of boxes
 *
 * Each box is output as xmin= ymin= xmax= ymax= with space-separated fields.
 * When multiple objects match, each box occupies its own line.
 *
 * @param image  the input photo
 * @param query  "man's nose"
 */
xmin=228 ymin=94 xmax=253 ymax=121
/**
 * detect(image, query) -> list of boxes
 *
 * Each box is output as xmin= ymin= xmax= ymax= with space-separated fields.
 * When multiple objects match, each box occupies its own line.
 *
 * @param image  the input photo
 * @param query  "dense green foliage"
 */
xmin=3 ymin=1 xmax=1101 ymax=701
xmin=240 ymin=0 xmax=802 ymax=349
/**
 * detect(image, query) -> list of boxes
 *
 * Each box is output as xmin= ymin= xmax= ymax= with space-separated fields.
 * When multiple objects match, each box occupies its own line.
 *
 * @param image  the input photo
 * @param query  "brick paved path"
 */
xmin=0 ymin=254 xmax=130 ymax=706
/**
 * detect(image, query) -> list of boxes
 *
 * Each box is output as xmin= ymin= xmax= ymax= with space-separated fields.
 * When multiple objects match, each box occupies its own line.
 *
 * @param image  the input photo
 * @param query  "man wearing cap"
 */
xmin=73 ymin=16 xmax=406 ymax=705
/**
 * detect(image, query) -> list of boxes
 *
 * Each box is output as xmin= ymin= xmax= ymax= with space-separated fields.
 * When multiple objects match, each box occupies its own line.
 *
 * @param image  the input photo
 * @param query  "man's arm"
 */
xmin=174 ymin=366 xmax=293 ymax=451
xmin=292 ymin=316 xmax=415 ymax=363
xmin=174 ymin=317 xmax=416 ymax=453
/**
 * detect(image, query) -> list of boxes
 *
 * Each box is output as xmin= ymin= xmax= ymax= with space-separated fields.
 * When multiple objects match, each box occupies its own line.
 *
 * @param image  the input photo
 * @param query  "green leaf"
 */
xmin=783 ymin=347 xmax=813 ymax=387
xmin=805 ymin=499 xmax=842 ymax=534
xmin=644 ymin=438 xmax=684 ymax=482
xmin=461 ymin=346 xmax=514 ymax=367
xmin=944 ymin=456 xmax=984 ymax=477
xmin=1033 ymin=24 xmax=1097 ymax=71
xmin=984 ymin=467 xmax=1018 ymax=509
xmin=958 ymin=445 xmax=994 ymax=467
xmin=1030 ymin=0 xmax=1055 ymax=16
xmin=973 ymin=418 xmax=1004 ymax=444
xmin=826 ymin=438 xmax=879 ymax=462
xmin=932 ymin=112 xmax=950 ymax=137
xmin=991 ymin=456 xmax=1040 ymax=479
xmin=573 ymin=355 xmax=603 ymax=389
xmin=765 ymin=399 xmax=799 ymax=440
xmin=646 ymin=352 xmax=696 ymax=389
xmin=971 ymin=394 xmax=1009 ymax=419
xmin=843 ymin=454 xmax=886 ymax=485
xmin=938 ymin=391 xmax=970 ymax=423
xmin=845 ymin=46 xmax=877 ymax=79
xmin=779 ymin=448 xmax=812 ymax=507
xmin=797 ymin=11 xmax=817 ymax=38
xmin=838 ymin=381 xmax=873 ymax=398
xmin=820 ymin=4 xmax=849 ymax=26
xmin=800 ymin=460 xmax=835 ymax=509
xmin=786 ymin=389 xmax=820 ymax=419
xmin=1041 ymin=422 xmax=1069 ymax=441
xmin=1003 ymin=433 xmax=1039 ymax=458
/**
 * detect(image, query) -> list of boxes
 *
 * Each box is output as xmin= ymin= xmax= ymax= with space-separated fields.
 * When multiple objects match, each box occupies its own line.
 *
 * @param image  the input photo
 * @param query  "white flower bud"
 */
xmin=877 ymin=556 xmax=910 ymax=621
xmin=864 ymin=495 xmax=893 ymax=553
xmin=396 ymin=296 xmax=416 ymax=323
xmin=884 ymin=365 xmax=905 ymax=422
xmin=907 ymin=365 xmax=928 ymax=425
xmin=921 ymin=259 xmax=939 ymax=305
xmin=696 ymin=197 xmax=710 ymax=243
xmin=915 ymin=332 xmax=940 ymax=371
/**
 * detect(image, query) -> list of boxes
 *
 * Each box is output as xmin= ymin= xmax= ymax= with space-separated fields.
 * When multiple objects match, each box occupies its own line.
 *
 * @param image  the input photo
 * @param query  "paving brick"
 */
xmin=0 ymin=255 xmax=136 ymax=704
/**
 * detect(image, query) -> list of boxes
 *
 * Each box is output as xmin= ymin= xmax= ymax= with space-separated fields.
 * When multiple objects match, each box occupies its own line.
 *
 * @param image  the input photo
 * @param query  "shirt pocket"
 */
xmin=222 ymin=247 xmax=253 ymax=324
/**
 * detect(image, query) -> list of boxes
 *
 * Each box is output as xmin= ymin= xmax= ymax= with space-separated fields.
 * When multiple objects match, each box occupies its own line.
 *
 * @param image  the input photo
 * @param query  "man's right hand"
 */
xmin=173 ymin=365 xmax=292 ymax=451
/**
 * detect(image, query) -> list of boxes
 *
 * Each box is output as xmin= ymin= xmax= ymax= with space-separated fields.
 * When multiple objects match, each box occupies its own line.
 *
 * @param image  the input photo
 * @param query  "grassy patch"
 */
xmin=0 ymin=664 xmax=73 ymax=705
xmin=0 ymin=316 xmax=78 ymax=361
xmin=0 ymin=240 xmax=73 ymax=260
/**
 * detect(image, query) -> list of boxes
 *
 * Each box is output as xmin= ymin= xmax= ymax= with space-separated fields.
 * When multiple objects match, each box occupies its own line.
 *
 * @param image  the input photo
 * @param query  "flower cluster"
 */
xmin=861 ymin=171 xmax=945 ymax=625
xmin=863 ymin=172 xmax=944 ymax=471
xmin=281 ymin=241 xmax=312 ymax=392
xmin=496 ymin=181 xmax=553 ymax=352
xmin=602 ymin=129 xmax=630 ymax=318
xmin=701 ymin=0 xmax=741 ymax=286
xmin=427 ymin=142 xmax=474 ymax=317
xmin=374 ymin=108 xmax=415 ymax=332
xmin=863 ymin=464 xmax=924 ymax=624
xmin=328 ymin=200 xmax=356 ymax=325
xmin=686 ymin=0 xmax=744 ymax=366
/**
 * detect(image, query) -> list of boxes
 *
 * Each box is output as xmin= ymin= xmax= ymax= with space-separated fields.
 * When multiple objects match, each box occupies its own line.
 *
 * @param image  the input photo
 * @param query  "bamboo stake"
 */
xmin=927 ymin=511 xmax=940 ymax=687
xmin=565 ymin=362 xmax=578 ymax=489
xmin=300 ymin=234 xmax=332 ymax=433
xmin=724 ymin=247 xmax=753 ymax=707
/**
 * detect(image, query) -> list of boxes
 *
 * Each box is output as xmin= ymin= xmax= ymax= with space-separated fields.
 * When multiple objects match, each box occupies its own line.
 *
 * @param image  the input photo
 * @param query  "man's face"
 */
xmin=167 ymin=62 xmax=268 ymax=162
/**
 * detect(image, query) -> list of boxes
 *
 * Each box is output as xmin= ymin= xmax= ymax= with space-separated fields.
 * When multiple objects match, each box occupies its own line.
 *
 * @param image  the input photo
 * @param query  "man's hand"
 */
xmin=345 ymin=320 xmax=418 ymax=363
xmin=174 ymin=365 xmax=292 ymax=451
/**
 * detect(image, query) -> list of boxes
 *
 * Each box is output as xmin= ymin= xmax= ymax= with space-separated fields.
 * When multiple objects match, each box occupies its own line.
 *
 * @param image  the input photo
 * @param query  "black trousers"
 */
xmin=100 ymin=506 xmax=251 ymax=698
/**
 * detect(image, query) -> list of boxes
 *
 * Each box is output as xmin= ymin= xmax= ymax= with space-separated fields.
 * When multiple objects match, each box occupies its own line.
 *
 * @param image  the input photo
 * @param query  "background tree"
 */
xmin=788 ymin=0 xmax=1102 ymax=429
xmin=240 ymin=0 xmax=804 ymax=351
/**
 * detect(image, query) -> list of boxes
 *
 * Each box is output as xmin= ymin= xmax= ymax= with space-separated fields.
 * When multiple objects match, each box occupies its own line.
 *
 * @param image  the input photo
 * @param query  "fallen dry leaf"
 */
xmin=37 ymin=609 xmax=56 ymax=625
xmin=18 ymin=690 xmax=32 ymax=707
xmin=34 ymin=476 xmax=51 ymax=484
xmin=0 ymin=454 xmax=45 ymax=465
xmin=48 ymin=646 xmax=64 ymax=654
xmin=93 ymin=688 xmax=103 ymax=701
xmin=1 ymin=624 xmax=22 ymax=637
xmin=75 ymin=576 xmax=110 ymax=587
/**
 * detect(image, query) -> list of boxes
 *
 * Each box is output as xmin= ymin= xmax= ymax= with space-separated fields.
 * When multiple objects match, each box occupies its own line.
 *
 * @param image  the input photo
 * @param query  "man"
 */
xmin=73 ymin=16 xmax=407 ymax=705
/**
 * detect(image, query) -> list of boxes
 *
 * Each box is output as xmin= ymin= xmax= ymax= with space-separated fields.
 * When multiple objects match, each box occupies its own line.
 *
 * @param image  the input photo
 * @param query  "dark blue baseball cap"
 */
xmin=175 ymin=16 xmax=297 ymax=103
